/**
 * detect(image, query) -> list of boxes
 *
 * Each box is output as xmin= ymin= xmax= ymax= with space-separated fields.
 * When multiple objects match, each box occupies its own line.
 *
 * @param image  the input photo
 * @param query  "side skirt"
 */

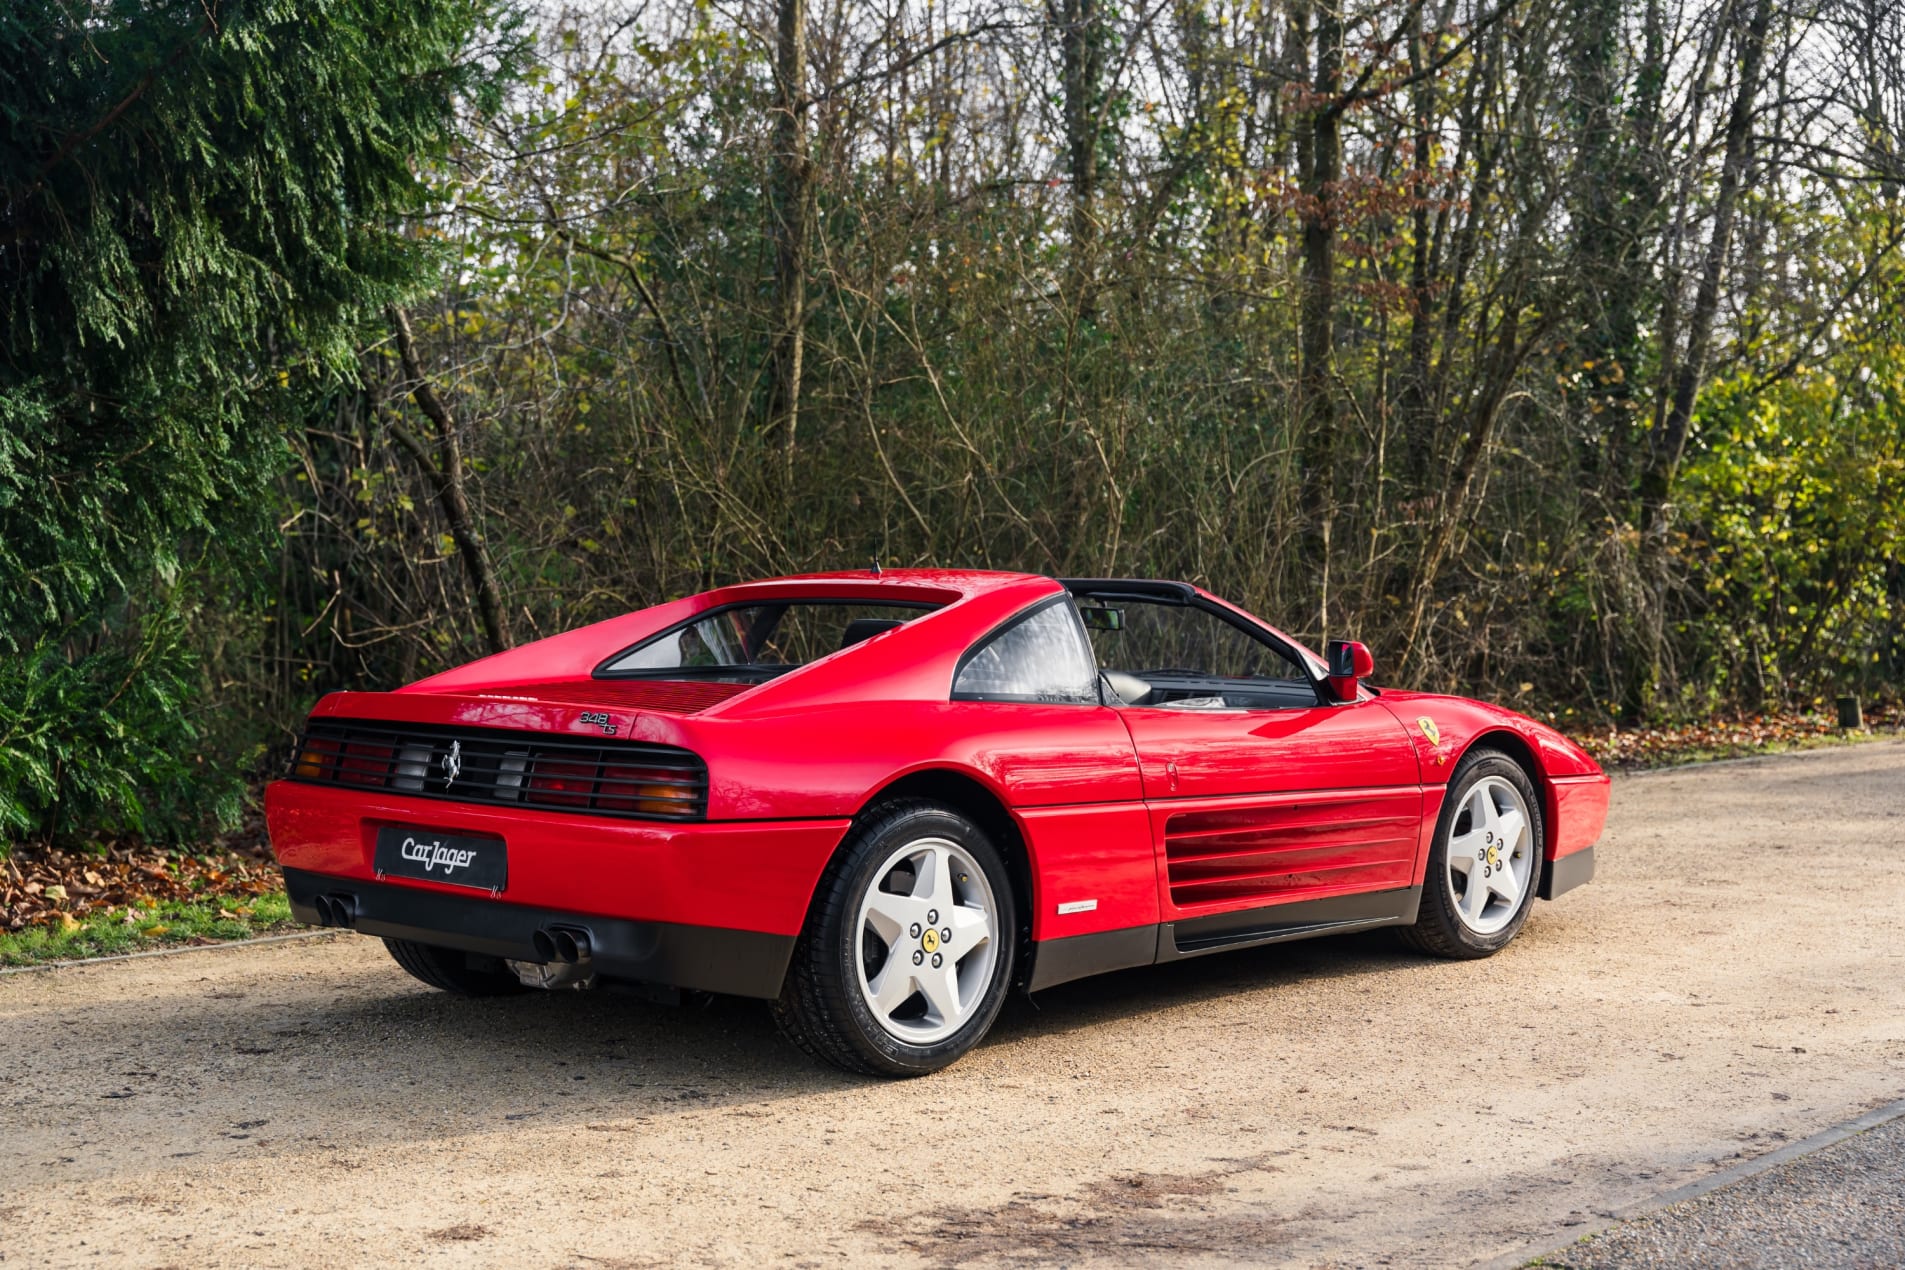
xmin=1162 ymin=886 xmax=1421 ymax=960
xmin=1025 ymin=924 xmax=1157 ymax=992
xmin=1025 ymin=886 xmax=1422 ymax=992
xmin=1538 ymin=845 xmax=1595 ymax=900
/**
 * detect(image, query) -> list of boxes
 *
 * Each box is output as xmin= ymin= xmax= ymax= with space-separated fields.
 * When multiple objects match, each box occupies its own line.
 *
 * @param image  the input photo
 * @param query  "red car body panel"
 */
xmin=1370 ymin=689 xmax=1608 ymax=869
xmin=265 ymin=568 xmax=1609 ymax=999
xmin=1116 ymin=702 xmax=1424 ymax=921
xmin=265 ymin=780 xmax=847 ymax=936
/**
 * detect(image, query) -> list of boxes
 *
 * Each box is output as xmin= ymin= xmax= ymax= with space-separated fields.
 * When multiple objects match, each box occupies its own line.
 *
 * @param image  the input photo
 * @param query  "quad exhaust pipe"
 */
xmin=313 ymin=892 xmax=358 ymax=929
xmin=533 ymin=924 xmax=592 ymax=965
xmin=513 ymin=924 xmax=596 ymax=989
xmin=311 ymin=894 xmax=598 ymax=988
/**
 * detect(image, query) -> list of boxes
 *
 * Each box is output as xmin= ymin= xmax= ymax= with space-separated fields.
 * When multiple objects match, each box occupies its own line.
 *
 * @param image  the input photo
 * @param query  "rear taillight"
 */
xmin=293 ymin=735 xmax=339 ymax=780
xmin=293 ymin=736 xmax=394 ymax=786
xmin=335 ymin=740 xmax=394 ymax=786
xmin=287 ymin=721 xmax=707 ymax=820
xmin=526 ymin=760 xmax=595 ymax=807
xmin=595 ymin=764 xmax=705 ymax=817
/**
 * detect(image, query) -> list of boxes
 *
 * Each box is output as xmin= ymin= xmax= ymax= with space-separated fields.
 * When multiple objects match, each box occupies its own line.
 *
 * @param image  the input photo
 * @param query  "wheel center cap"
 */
xmin=922 ymin=929 xmax=940 ymax=953
xmin=1485 ymin=845 xmax=1501 ymax=868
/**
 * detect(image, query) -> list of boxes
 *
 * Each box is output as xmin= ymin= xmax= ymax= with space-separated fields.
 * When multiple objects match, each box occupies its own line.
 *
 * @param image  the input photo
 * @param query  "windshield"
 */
xmin=599 ymin=601 xmax=940 ymax=679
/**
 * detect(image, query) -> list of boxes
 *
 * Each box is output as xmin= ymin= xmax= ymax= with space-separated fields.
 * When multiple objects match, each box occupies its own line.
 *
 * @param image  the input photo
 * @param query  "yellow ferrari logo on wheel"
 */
xmin=1417 ymin=717 xmax=1441 ymax=746
xmin=922 ymin=929 xmax=940 ymax=953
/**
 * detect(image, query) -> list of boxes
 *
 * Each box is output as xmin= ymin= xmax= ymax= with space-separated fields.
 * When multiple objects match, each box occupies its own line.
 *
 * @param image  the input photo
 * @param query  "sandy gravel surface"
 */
xmin=1539 ymin=1106 xmax=1905 ymax=1268
xmin=3 ymin=741 xmax=1903 ymax=1268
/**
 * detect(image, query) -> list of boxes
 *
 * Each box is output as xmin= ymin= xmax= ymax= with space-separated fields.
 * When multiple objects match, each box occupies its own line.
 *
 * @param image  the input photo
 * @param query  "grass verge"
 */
xmin=0 ymin=890 xmax=296 ymax=967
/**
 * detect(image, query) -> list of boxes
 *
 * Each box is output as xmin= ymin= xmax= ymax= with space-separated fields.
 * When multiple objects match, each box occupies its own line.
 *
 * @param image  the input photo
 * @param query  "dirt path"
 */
xmin=4 ymin=742 xmax=1903 ymax=1268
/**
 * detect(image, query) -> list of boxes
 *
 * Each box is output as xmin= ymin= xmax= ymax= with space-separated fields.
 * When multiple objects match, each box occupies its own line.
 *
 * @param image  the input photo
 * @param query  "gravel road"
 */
xmin=3 ymin=741 xmax=1903 ymax=1268
xmin=1536 ymin=1107 xmax=1905 ymax=1268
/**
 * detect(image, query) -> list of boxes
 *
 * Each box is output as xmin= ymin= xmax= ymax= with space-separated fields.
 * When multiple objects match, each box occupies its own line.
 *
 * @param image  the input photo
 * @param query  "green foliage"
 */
xmin=0 ymin=612 xmax=241 ymax=839
xmin=1682 ymin=352 xmax=1905 ymax=701
xmin=0 ymin=0 xmax=521 ymax=841
xmin=0 ymin=890 xmax=293 ymax=967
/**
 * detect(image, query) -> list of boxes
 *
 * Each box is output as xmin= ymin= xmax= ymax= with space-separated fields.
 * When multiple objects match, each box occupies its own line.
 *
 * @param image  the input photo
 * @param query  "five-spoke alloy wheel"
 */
xmin=854 ymin=837 xmax=1000 ymax=1045
xmin=1399 ymin=749 xmax=1544 ymax=959
xmin=1443 ymin=774 xmax=1535 ymax=937
xmin=774 ymin=800 xmax=1016 ymax=1076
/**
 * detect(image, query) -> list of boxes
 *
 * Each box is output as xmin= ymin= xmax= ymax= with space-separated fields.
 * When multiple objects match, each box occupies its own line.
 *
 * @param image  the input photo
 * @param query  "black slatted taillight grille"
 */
xmin=287 ymin=719 xmax=708 ymax=821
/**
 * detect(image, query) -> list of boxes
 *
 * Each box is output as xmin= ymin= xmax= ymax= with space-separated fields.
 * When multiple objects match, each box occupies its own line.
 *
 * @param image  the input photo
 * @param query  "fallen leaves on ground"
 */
xmin=1574 ymin=700 xmax=1902 ymax=770
xmin=1 ymin=839 xmax=278 ymax=934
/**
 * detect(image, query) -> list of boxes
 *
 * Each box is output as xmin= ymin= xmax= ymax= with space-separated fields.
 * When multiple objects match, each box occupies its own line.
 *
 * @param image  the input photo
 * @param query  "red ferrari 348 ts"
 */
xmin=267 ymin=570 xmax=1608 ymax=1075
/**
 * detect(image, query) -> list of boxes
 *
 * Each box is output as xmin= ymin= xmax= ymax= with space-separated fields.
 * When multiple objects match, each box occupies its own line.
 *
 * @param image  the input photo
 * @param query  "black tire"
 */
xmin=772 ymin=800 xmax=1017 ymax=1077
xmin=384 ymin=938 xmax=527 ymax=996
xmin=1397 ymin=749 xmax=1545 ymax=960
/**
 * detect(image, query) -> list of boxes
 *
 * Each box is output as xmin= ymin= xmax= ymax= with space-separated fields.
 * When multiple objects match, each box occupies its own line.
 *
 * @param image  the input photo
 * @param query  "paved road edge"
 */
xmin=0 ymin=928 xmax=345 ymax=977
xmin=1477 ymin=1093 xmax=1905 ymax=1269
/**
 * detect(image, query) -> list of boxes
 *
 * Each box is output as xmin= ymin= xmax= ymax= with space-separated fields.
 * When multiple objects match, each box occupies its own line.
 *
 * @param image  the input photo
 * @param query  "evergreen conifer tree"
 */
xmin=0 ymin=0 xmax=517 ymax=838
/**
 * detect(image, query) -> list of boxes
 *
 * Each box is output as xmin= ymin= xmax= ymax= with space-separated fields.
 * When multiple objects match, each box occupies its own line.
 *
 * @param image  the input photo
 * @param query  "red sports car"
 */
xmin=266 ymin=570 xmax=1608 ymax=1075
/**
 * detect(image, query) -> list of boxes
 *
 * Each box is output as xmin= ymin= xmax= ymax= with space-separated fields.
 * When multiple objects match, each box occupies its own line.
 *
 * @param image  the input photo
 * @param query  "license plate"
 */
xmin=373 ymin=826 xmax=507 ymax=891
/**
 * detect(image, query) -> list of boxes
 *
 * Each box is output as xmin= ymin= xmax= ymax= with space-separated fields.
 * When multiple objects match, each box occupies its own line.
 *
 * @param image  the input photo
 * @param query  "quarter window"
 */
xmin=952 ymin=599 xmax=1100 ymax=704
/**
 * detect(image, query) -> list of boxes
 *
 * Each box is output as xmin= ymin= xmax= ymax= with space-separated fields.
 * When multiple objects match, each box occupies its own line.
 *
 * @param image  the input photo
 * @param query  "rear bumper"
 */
xmin=284 ymin=867 xmax=796 ymax=998
xmin=265 ymin=779 xmax=848 ymax=936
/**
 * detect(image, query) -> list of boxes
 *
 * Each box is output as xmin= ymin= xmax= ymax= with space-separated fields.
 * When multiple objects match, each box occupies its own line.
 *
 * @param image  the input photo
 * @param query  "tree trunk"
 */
xmin=1401 ymin=0 xmax=1436 ymax=471
xmin=387 ymin=306 xmax=512 ymax=657
xmin=768 ymin=0 xmax=811 ymax=462
xmin=1639 ymin=0 xmax=1774 ymax=526
xmin=1299 ymin=0 xmax=1342 ymax=631
xmin=1621 ymin=0 xmax=1773 ymax=717
xmin=1059 ymin=0 xmax=1104 ymax=317
xmin=1568 ymin=0 xmax=1647 ymax=481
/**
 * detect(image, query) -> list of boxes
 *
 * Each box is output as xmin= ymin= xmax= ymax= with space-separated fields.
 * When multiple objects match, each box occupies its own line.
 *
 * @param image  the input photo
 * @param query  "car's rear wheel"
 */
xmin=1397 ymin=749 xmax=1543 ymax=959
xmin=772 ymin=800 xmax=1016 ymax=1077
xmin=384 ymin=938 xmax=526 ymax=996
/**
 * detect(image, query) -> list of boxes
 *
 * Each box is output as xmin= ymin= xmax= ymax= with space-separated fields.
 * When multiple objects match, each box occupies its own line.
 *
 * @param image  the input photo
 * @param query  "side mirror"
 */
xmin=1325 ymin=639 xmax=1374 ymax=701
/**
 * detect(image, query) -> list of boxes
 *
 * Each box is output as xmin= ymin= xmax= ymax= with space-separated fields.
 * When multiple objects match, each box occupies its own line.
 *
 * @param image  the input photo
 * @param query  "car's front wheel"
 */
xmin=772 ymin=800 xmax=1016 ymax=1076
xmin=1398 ymin=749 xmax=1544 ymax=959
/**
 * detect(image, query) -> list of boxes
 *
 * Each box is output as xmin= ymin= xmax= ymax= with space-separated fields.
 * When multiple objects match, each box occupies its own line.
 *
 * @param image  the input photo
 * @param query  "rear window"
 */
xmin=599 ymin=601 xmax=939 ymax=679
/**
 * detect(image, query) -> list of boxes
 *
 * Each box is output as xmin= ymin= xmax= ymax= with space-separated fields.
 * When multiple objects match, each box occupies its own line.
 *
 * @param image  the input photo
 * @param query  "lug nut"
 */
xmin=909 ymin=923 xmax=921 ymax=938
xmin=912 ymin=950 xmax=924 ymax=965
xmin=941 ymin=928 xmax=952 ymax=943
xmin=931 ymin=953 xmax=943 ymax=968
xmin=927 ymin=909 xmax=939 ymax=923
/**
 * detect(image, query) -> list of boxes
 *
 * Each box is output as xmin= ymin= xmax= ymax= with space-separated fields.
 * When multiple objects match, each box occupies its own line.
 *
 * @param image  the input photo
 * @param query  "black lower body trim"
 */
xmin=1026 ymin=923 xmax=1158 ymax=992
xmin=281 ymin=868 xmax=795 ymax=999
xmin=1539 ymin=846 xmax=1595 ymax=901
xmin=1025 ymin=886 xmax=1423 ymax=990
xmin=1163 ymin=886 xmax=1420 ymax=959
